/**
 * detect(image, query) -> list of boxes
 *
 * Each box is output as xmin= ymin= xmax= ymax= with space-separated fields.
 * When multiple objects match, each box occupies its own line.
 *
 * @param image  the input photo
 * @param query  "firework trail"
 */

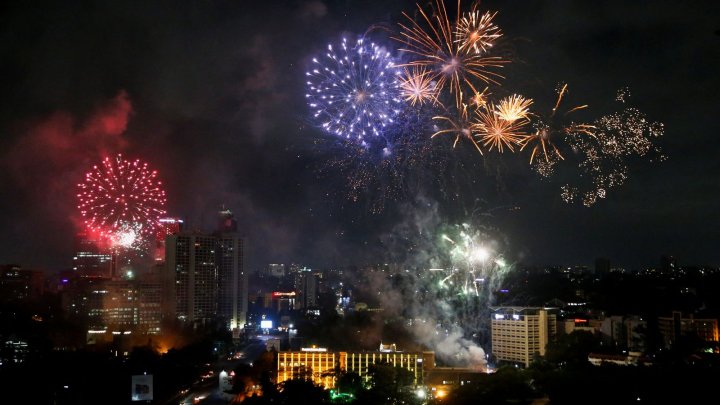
xmin=306 ymin=37 xmax=403 ymax=144
xmin=521 ymin=83 xmax=595 ymax=172
xmin=432 ymin=103 xmax=484 ymax=153
xmin=77 ymin=154 xmax=167 ymax=249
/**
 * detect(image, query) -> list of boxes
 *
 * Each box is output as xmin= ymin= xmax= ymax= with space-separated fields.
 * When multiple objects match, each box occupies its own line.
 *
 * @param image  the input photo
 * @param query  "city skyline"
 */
xmin=1 ymin=0 xmax=719 ymax=272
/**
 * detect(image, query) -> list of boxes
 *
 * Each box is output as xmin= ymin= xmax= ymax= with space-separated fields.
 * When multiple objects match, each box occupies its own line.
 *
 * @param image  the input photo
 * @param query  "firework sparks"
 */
xmin=432 ymin=104 xmax=484 ymax=154
xmin=317 ymin=109 xmax=442 ymax=213
xmin=520 ymin=83 xmax=594 ymax=164
xmin=77 ymin=154 xmax=167 ymax=247
xmin=108 ymin=222 xmax=143 ymax=250
xmin=306 ymin=37 xmax=403 ymax=143
xmin=399 ymin=66 xmax=439 ymax=106
xmin=438 ymin=224 xmax=507 ymax=298
xmin=470 ymin=87 xmax=491 ymax=108
xmin=395 ymin=0 xmax=506 ymax=108
xmin=557 ymin=89 xmax=665 ymax=206
xmin=495 ymin=94 xmax=533 ymax=122
xmin=455 ymin=9 xmax=502 ymax=55
xmin=473 ymin=105 xmax=527 ymax=153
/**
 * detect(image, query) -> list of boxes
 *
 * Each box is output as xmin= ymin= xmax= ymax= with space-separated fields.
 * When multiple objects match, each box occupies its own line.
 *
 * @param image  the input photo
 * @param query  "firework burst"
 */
xmin=473 ymin=104 xmax=528 ymax=153
xmin=399 ymin=66 xmax=439 ymax=106
xmin=524 ymin=88 xmax=666 ymax=206
xmin=432 ymin=103 xmax=484 ymax=154
xmin=306 ymin=37 xmax=403 ymax=144
xmin=560 ymin=94 xmax=665 ymax=206
xmin=77 ymin=154 xmax=167 ymax=247
xmin=317 ymin=108 xmax=441 ymax=214
xmin=495 ymin=94 xmax=533 ymax=122
xmin=455 ymin=9 xmax=502 ymax=55
xmin=520 ymin=83 xmax=595 ymax=165
xmin=395 ymin=0 xmax=506 ymax=109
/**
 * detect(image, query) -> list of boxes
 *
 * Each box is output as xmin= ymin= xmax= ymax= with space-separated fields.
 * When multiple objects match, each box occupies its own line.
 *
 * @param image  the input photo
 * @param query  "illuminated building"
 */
xmin=86 ymin=279 xmax=140 ymax=331
xmin=154 ymin=217 xmax=183 ymax=262
xmin=658 ymin=311 xmax=719 ymax=347
xmin=276 ymin=347 xmax=430 ymax=389
xmin=268 ymin=263 xmax=286 ymax=278
xmin=72 ymin=232 xmax=112 ymax=278
xmin=588 ymin=352 xmax=652 ymax=366
xmin=294 ymin=268 xmax=320 ymax=309
xmin=167 ymin=233 xmax=218 ymax=324
xmin=165 ymin=210 xmax=246 ymax=330
xmin=424 ymin=365 xmax=486 ymax=400
xmin=1 ymin=339 xmax=29 ymax=366
xmin=599 ymin=315 xmax=646 ymax=350
xmin=491 ymin=307 xmax=557 ymax=368
xmin=217 ymin=233 xmax=246 ymax=331
xmin=277 ymin=348 xmax=341 ymax=389
xmin=0 ymin=265 xmax=44 ymax=303
xmin=345 ymin=351 xmax=424 ymax=385
xmin=264 ymin=292 xmax=296 ymax=312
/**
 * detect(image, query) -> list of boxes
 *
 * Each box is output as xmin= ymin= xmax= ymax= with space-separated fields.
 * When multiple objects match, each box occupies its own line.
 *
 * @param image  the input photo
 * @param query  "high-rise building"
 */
xmin=154 ymin=217 xmax=184 ymax=262
xmin=64 ymin=274 xmax=163 ymax=341
xmin=491 ymin=307 xmax=558 ymax=368
xmin=73 ymin=232 xmax=112 ymax=278
xmin=165 ymin=210 xmax=246 ymax=330
xmin=294 ymin=268 xmax=320 ymax=309
xmin=217 ymin=233 xmax=246 ymax=331
xmin=167 ymin=233 xmax=218 ymax=324
xmin=0 ymin=265 xmax=44 ymax=303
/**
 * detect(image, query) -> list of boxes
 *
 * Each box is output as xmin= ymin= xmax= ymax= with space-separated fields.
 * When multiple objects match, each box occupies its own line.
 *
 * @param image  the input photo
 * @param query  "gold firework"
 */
xmin=432 ymin=103 xmax=484 ymax=154
xmin=521 ymin=84 xmax=595 ymax=163
xmin=395 ymin=0 xmax=506 ymax=109
xmin=495 ymin=94 xmax=533 ymax=121
xmin=455 ymin=9 xmax=502 ymax=55
xmin=519 ymin=124 xmax=564 ymax=163
xmin=469 ymin=87 xmax=491 ymax=108
xmin=399 ymin=67 xmax=439 ymax=106
xmin=473 ymin=105 xmax=527 ymax=153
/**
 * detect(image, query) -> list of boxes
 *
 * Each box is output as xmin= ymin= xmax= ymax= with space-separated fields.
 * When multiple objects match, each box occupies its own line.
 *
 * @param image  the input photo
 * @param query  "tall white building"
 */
xmin=491 ymin=307 xmax=557 ymax=368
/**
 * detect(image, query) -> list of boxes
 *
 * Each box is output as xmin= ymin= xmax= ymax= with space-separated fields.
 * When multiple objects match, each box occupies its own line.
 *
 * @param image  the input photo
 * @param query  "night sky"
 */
xmin=1 ymin=0 xmax=718 ymax=271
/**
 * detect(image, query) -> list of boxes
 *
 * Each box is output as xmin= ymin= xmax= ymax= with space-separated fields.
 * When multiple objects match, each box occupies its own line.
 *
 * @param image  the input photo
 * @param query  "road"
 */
xmin=167 ymin=342 xmax=268 ymax=405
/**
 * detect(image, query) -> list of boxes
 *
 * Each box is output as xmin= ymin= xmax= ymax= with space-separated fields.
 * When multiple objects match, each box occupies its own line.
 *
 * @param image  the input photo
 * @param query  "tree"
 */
xmin=278 ymin=378 xmax=330 ymax=404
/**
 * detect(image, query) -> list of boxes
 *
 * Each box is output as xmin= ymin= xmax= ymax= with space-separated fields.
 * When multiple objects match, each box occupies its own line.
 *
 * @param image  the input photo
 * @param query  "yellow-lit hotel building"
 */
xmin=277 ymin=346 xmax=433 ymax=389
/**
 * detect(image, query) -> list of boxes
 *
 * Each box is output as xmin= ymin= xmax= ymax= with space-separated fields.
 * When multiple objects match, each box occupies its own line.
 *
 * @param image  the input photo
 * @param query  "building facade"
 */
xmin=165 ymin=220 xmax=247 ymax=330
xmin=276 ymin=348 xmax=429 ymax=389
xmin=72 ymin=232 xmax=112 ymax=278
xmin=167 ymin=233 xmax=218 ymax=324
xmin=658 ymin=311 xmax=719 ymax=347
xmin=491 ymin=307 xmax=557 ymax=368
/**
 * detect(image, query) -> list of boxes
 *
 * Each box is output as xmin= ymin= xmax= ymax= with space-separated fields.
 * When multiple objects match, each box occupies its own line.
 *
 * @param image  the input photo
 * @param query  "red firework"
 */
xmin=77 ymin=154 xmax=167 ymax=242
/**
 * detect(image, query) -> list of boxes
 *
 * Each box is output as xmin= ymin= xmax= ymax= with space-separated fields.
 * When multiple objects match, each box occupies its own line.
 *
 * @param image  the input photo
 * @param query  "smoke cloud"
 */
xmin=362 ymin=196 xmax=517 ymax=368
